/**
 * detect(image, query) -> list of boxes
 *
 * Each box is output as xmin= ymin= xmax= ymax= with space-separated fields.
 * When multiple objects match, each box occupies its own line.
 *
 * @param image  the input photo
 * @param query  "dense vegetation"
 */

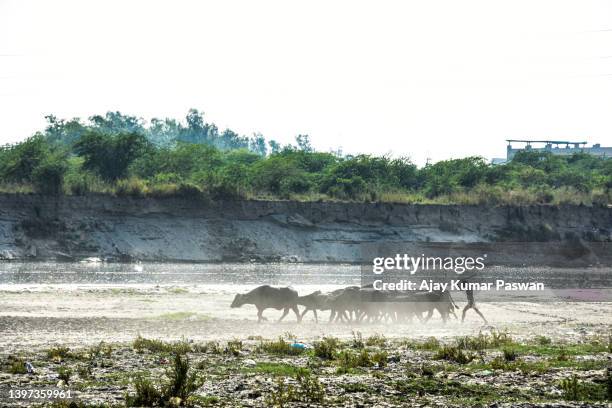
xmin=0 ymin=110 xmax=610 ymax=205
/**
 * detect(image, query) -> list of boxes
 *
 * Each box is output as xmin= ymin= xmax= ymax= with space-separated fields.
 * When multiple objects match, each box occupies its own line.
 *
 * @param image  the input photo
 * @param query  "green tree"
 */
xmin=74 ymin=131 xmax=150 ymax=181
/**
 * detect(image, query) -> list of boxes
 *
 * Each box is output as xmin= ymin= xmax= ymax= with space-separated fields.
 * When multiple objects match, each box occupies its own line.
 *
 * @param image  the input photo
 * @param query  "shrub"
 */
xmin=366 ymin=334 xmax=387 ymax=347
xmin=371 ymin=351 xmax=388 ymax=368
xmin=125 ymin=353 xmax=202 ymax=407
xmin=433 ymin=345 xmax=475 ymax=364
xmin=294 ymin=369 xmax=324 ymax=403
xmin=225 ymin=340 xmax=242 ymax=356
xmin=351 ymin=331 xmax=365 ymax=349
xmin=32 ymin=155 xmax=67 ymax=195
xmin=57 ymin=367 xmax=72 ymax=384
xmin=336 ymin=349 xmax=374 ymax=373
xmin=47 ymin=346 xmax=72 ymax=361
xmin=114 ymin=178 xmax=148 ymax=197
xmin=265 ymin=377 xmax=293 ymax=407
xmin=125 ymin=377 xmax=162 ymax=407
xmin=503 ymin=348 xmax=518 ymax=362
xmin=257 ymin=337 xmax=304 ymax=356
xmin=490 ymin=356 xmax=507 ymax=370
xmin=177 ymin=182 xmax=203 ymax=199
xmin=163 ymin=353 xmax=202 ymax=402
xmin=560 ymin=375 xmax=580 ymax=401
xmin=132 ymin=336 xmax=191 ymax=354
xmin=313 ymin=337 xmax=339 ymax=360
xmin=536 ymin=336 xmax=552 ymax=346
xmin=420 ymin=337 xmax=441 ymax=350
xmin=8 ymin=359 xmax=27 ymax=374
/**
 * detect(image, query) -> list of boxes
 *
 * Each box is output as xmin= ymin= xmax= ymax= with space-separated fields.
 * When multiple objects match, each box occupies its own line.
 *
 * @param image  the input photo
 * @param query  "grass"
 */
xmin=166 ymin=287 xmax=189 ymax=294
xmin=434 ymin=345 xmax=476 ymax=364
xmin=225 ymin=340 xmax=243 ymax=356
xmin=5 ymin=333 xmax=612 ymax=406
xmin=510 ymin=342 xmax=609 ymax=357
xmin=559 ymin=373 xmax=611 ymax=402
xmin=393 ymin=376 xmax=534 ymax=404
xmin=88 ymin=341 xmax=113 ymax=358
xmin=155 ymin=312 xmax=210 ymax=321
xmin=340 ymin=382 xmax=372 ymax=393
xmin=503 ymin=347 xmax=519 ymax=362
xmin=365 ymin=334 xmax=387 ymax=347
xmin=7 ymin=358 xmax=27 ymax=374
xmin=256 ymin=337 xmax=305 ymax=356
xmin=264 ymin=369 xmax=325 ymax=406
xmin=455 ymin=330 xmax=514 ymax=351
xmin=247 ymin=362 xmax=307 ymax=377
xmin=470 ymin=356 xmax=609 ymax=374
xmin=402 ymin=336 xmax=440 ymax=350
xmin=57 ymin=366 xmax=72 ymax=384
xmin=132 ymin=336 xmax=192 ymax=354
xmin=335 ymin=349 xmax=375 ymax=374
xmin=47 ymin=346 xmax=73 ymax=362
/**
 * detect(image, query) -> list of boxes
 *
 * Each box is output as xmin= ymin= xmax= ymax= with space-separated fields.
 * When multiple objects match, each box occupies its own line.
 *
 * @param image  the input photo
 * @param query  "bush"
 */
xmin=503 ymin=348 xmax=518 ymax=362
xmin=115 ymin=178 xmax=148 ymax=197
xmin=132 ymin=336 xmax=191 ymax=354
xmin=325 ymin=176 xmax=367 ymax=200
xmin=294 ymin=369 xmax=325 ymax=403
xmin=7 ymin=359 xmax=27 ymax=374
xmin=257 ymin=337 xmax=305 ymax=356
xmin=313 ymin=337 xmax=339 ymax=360
xmin=434 ymin=345 xmax=475 ymax=364
xmin=125 ymin=377 xmax=163 ymax=407
xmin=47 ymin=346 xmax=72 ymax=361
xmin=336 ymin=349 xmax=374 ymax=373
xmin=125 ymin=353 xmax=202 ymax=407
xmin=57 ymin=367 xmax=72 ymax=384
xmin=32 ymin=155 xmax=67 ymax=195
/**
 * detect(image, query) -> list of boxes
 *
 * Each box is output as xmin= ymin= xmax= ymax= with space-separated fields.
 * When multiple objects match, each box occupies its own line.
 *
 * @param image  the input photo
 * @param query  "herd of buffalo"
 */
xmin=230 ymin=285 xmax=488 ymax=324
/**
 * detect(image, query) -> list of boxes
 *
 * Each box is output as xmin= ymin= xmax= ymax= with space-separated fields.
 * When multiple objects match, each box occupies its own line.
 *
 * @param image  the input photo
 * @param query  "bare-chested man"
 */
xmin=460 ymin=281 xmax=488 ymax=324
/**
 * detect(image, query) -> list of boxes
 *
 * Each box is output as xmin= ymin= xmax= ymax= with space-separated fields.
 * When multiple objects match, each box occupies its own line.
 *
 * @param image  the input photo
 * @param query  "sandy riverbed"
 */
xmin=1 ymin=284 xmax=610 ymax=353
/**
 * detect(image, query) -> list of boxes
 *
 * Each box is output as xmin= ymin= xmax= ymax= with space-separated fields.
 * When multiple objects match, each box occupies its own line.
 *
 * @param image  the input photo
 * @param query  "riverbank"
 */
xmin=0 ymin=194 xmax=610 ymax=264
xmin=0 ymin=284 xmax=610 ymax=407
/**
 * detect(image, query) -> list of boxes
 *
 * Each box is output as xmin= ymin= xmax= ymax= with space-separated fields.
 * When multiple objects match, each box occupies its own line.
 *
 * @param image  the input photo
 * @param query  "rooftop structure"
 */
xmin=491 ymin=139 xmax=612 ymax=164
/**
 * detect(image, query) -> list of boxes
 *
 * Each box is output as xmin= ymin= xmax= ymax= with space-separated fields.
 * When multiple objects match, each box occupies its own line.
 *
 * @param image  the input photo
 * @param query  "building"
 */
xmin=491 ymin=140 xmax=612 ymax=164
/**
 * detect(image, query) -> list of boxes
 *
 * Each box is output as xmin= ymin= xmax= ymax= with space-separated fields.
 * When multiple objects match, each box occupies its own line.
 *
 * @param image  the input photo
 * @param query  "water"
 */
xmin=0 ymin=262 xmax=610 ymax=300
xmin=0 ymin=262 xmax=361 ymax=288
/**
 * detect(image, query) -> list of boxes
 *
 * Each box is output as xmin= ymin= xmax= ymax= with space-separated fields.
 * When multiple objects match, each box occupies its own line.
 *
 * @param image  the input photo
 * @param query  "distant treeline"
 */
xmin=0 ymin=110 xmax=610 ymax=205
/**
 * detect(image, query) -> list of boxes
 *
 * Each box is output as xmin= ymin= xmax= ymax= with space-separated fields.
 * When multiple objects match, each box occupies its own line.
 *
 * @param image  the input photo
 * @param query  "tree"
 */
xmin=74 ymin=131 xmax=150 ymax=181
xmin=32 ymin=153 xmax=68 ymax=195
xmin=268 ymin=140 xmax=281 ymax=154
xmin=88 ymin=111 xmax=145 ymax=135
xmin=0 ymin=134 xmax=50 ymax=183
xmin=249 ymin=133 xmax=267 ymax=156
xmin=295 ymin=134 xmax=313 ymax=152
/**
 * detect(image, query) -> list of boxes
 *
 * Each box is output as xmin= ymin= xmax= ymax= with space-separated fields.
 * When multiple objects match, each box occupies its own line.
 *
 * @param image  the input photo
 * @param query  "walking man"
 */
xmin=460 ymin=280 xmax=488 ymax=324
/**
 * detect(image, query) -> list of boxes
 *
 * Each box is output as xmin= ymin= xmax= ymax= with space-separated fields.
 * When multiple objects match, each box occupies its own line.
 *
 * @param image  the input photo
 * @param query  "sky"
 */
xmin=0 ymin=0 xmax=611 ymax=165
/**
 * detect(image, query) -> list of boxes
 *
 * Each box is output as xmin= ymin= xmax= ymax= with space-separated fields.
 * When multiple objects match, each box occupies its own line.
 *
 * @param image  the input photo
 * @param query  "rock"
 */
xmin=286 ymin=214 xmax=315 ymax=228
xmin=387 ymin=355 xmax=400 ymax=363
xmin=241 ymin=389 xmax=262 ymax=399
xmin=243 ymin=359 xmax=256 ymax=367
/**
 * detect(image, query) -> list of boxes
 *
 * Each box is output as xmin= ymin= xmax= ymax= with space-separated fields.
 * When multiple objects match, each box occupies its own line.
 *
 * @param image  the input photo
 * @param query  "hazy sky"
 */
xmin=1 ymin=0 xmax=611 ymax=164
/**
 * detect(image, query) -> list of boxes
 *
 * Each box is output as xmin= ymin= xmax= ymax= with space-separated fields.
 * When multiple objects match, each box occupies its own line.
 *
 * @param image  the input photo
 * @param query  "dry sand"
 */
xmin=1 ymin=284 xmax=610 ymax=354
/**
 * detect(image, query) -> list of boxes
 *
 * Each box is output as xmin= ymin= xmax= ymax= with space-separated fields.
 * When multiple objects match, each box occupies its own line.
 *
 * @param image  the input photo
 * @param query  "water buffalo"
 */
xmin=328 ymin=286 xmax=361 ymax=323
xmin=410 ymin=290 xmax=458 ymax=323
xmin=231 ymin=285 xmax=302 ymax=323
xmin=297 ymin=290 xmax=330 ymax=323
